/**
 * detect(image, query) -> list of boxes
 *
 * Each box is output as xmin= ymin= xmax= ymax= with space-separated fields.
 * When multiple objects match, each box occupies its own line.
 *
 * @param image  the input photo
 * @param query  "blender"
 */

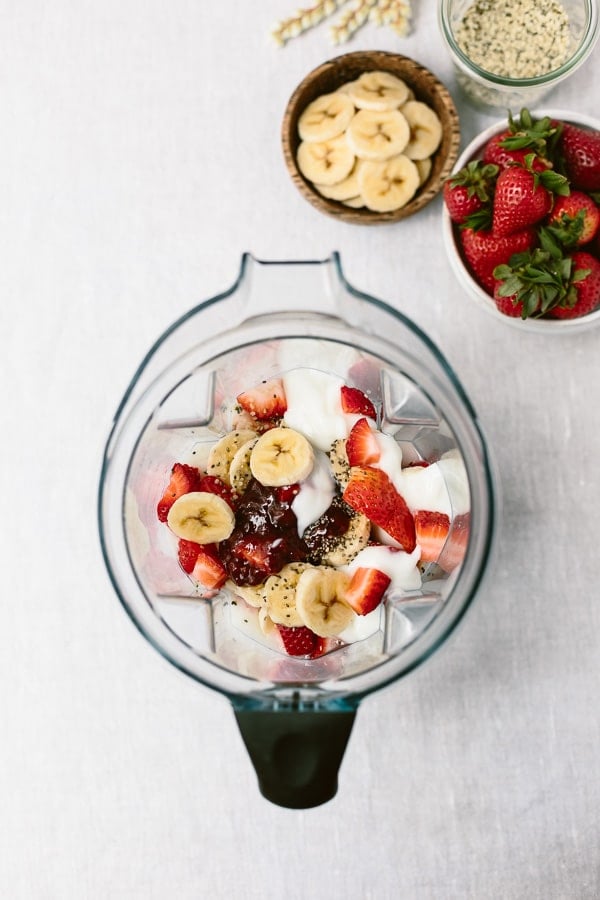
xmin=98 ymin=253 xmax=495 ymax=808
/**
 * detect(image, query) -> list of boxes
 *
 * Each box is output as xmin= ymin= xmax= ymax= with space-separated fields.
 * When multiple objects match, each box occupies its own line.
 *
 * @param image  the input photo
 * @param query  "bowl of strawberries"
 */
xmin=442 ymin=108 xmax=600 ymax=332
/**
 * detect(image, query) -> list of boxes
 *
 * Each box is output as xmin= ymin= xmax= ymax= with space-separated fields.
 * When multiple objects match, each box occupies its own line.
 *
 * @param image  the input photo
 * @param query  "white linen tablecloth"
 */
xmin=2 ymin=1 xmax=600 ymax=897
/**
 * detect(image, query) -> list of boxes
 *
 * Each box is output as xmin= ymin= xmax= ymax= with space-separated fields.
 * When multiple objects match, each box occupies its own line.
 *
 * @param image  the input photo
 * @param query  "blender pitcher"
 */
xmin=98 ymin=253 xmax=496 ymax=809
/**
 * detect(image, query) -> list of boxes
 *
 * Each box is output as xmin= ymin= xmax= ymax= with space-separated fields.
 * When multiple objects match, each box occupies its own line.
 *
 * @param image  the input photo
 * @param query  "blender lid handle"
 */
xmin=233 ymin=704 xmax=357 ymax=809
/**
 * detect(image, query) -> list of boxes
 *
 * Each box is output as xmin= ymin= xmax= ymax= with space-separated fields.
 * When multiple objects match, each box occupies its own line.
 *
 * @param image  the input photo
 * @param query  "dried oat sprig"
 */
xmin=370 ymin=0 xmax=412 ymax=35
xmin=330 ymin=0 xmax=378 ymax=43
xmin=271 ymin=0 xmax=347 ymax=46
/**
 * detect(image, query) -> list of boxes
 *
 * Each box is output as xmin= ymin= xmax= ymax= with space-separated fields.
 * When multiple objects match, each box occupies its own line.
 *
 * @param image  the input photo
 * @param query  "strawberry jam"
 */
xmin=220 ymin=479 xmax=308 ymax=585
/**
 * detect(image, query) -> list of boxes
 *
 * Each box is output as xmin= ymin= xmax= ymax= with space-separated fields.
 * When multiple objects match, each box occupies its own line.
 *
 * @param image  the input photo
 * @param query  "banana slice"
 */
xmin=229 ymin=437 xmax=258 ymax=496
xmin=401 ymin=100 xmax=443 ymax=160
xmin=258 ymin=607 xmax=277 ymax=635
xmin=250 ymin=426 xmax=314 ymax=487
xmin=264 ymin=562 xmax=308 ymax=627
xmin=295 ymin=566 xmax=353 ymax=637
xmin=415 ymin=156 xmax=432 ymax=186
xmin=358 ymin=154 xmax=420 ymax=212
xmin=343 ymin=196 xmax=366 ymax=208
xmin=167 ymin=491 xmax=235 ymax=544
xmin=296 ymin=135 xmax=355 ymax=186
xmin=228 ymin=580 xmax=266 ymax=609
xmin=314 ymin=159 xmax=364 ymax=201
xmin=328 ymin=438 xmax=351 ymax=489
xmin=207 ymin=429 xmax=258 ymax=486
xmin=298 ymin=91 xmax=355 ymax=142
xmin=322 ymin=512 xmax=371 ymax=566
xmin=346 ymin=108 xmax=410 ymax=161
xmin=347 ymin=70 xmax=410 ymax=111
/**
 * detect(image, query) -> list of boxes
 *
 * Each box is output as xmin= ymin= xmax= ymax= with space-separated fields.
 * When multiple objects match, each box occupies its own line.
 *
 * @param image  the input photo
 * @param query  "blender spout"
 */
xmin=232 ymin=698 xmax=357 ymax=809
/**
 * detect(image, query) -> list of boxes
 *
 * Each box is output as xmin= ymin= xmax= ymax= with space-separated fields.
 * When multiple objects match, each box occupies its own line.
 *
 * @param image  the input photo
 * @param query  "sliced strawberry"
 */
xmin=278 ymin=624 xmax=324 ymax=658
xmin=177 ymin=539 xmax=201 ymax=574
xmin=346 ymin=417 xmax=380 ymax=467
xmin=344 ymin=567 xmax=390 ymax=616
xmin=157 ymin=463 xmax=202 ymax=522
xmin=343 ymin=466 xmax=416 ymax=552
xmin=414 ymin=510 xmax=451 ymax=563
xmin=236 ymin=378 xmax=287 ymax=422
xmin=191 ymin=544 xmax=227 ymax=590
xmin=415 ymin=510 xmax=469 ymax=572
xmin=197 ymin=473 xmax=236 ymax=509
xmin=340 ymin=385 xmax=376 ymax=419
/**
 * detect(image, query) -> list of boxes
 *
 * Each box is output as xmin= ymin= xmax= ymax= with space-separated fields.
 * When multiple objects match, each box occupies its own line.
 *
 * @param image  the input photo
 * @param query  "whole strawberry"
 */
xmin=482 ymin=109 xmax=560 ymax=171
xmin=559 ymin=122 xmax=600 ymax=192
xmin=546 ymin=190 xmax=600 ymax=246
xmin=549 ymin=251 xmax=600 ymax=319
xmin=492 ymin=161 xmax=568 ymax=236
xmin=443 ymin=160 xmax=497 ymax=226
xmin=460 ymin=226 xmax=537 ymax=294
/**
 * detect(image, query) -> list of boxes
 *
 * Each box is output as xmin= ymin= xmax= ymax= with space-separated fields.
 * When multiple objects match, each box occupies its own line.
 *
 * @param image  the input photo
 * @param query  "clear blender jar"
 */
xmin=98 ymin=253 xmax=496 ymax=808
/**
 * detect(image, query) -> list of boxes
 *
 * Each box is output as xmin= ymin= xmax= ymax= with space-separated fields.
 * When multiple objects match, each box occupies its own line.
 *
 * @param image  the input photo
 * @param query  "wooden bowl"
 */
xmin=282 ymin=50 xmax=461 ymax=225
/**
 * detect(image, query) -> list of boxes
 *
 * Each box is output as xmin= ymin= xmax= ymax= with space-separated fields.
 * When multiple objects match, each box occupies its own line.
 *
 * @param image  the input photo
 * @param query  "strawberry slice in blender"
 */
xmin=177 ymin=538 xmax=201 ymax=573
xmin=343 ymin=466 xmax=416 ymax=552
xmin=344 ymin=567 xmax=391 ymax=616
xmin=156 ymin=462 xmax=202 ymax=522
xmin=236 ymin=378 xmax=287 ymax=421
xmin=414 ymin=510 xmax=470 ymax=572
xmin=345 ymin=417 xmax=380 ymax=466
xmin=197 ymin=473 xmax=236 ymax=509
xmin=191 ymin=544 xmax=227 ymax=590
xmin=339 ymin=385 xmax=376 ymax=419
xmin=278 ymin=624 xmax=325 ymax=658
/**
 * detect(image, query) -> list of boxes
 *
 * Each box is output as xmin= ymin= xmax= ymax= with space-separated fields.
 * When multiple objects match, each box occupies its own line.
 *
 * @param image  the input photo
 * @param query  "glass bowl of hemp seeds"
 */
xmin=438 ymin=0 xmax=599 ymax=111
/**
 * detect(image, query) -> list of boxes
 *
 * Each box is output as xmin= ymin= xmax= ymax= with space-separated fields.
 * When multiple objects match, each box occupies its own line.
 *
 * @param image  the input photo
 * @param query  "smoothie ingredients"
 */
xmin=444 ymin=109 xmax=600 ymax=320
xmin=156 ymin=368 xmax=471 ymax=658
xmin=454 ymin=0 xmax=571 ymax=79
xmin=296 ymin=71 xmax=443 ymax=212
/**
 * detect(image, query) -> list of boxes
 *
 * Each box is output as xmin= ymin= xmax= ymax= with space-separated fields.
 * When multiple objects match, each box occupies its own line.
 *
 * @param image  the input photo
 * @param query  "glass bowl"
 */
xmin=438 ymin=0 xmax=599 ymax=111
xmin=441 ymin=109 xmax=600 ymax=333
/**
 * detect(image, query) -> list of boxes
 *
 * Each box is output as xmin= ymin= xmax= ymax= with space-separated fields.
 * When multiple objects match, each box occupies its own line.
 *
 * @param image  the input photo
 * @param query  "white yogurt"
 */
xmin=292 ymin=450 xmax=336 ymax=536
xmin=283 ymin=368 xmax=349 ymax=451
xmin=398 ymin=450 xmax=470 ymax=517
xmin=347 ymin=545 xmax=422 ymax=592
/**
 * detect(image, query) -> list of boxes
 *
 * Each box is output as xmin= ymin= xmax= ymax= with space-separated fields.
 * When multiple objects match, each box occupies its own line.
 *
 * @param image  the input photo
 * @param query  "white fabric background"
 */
xmin=2 ymin=1 xmax=600 ymax=897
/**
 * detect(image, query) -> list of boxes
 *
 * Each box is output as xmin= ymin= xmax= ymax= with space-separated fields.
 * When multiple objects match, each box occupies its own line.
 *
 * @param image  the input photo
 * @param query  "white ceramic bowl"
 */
xmin=442 ymin=109 xmax=600 ymax=334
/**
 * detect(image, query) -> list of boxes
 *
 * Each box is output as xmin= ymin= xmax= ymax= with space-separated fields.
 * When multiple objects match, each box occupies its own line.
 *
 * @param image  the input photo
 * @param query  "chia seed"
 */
xmin=455 ymin=0 xmax=571 ymax=79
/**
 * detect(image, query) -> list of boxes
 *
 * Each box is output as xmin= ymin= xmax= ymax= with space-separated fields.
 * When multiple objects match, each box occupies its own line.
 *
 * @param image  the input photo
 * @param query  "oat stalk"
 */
xmin=271 ymin=0 xmax=412 ymax=45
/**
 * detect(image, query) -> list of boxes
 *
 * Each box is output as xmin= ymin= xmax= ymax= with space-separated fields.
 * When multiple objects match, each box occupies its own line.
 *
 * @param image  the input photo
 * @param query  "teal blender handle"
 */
xmin=232 ymin=699 xmax=357 ymax=809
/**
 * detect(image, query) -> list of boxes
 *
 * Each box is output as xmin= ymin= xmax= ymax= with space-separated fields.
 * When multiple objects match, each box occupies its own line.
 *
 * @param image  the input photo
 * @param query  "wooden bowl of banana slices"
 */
xmin=282 ymin=51 xmax=460 ymax=224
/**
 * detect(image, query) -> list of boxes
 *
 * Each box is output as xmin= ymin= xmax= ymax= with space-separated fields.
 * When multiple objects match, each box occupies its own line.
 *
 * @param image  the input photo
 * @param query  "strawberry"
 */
xmin=344 ymin=567 xmax=390 ymax=616
xmin=493 ymin=232 xmax=600 ymax=319
xmin=492 ymin=282 xmax=524 ymax=318
xmin=345 ymin=417 xmax=380 ymax=467
xmin=236 ymin=378 xmax=287 ymax=421
xmin=197 ymin=473 xmax=236 ymax=509
xmin=443 ymin=160 xmax=498 ymax=226
xmin=546 ymin=190 xmax=600 ymax=246
xmin=157 ymin=462 xmax=202 ymax=522
xmin=460 ymin=226 xmax=537 ymax=294
xmin=482 ymin=109 xmax=559 ymax=171
xmin=414 ymin=510 xmax=469 ymax=573
xmin=177 ymin=538 xmax=201 ymax=573
xmin=559 ymin=122 xmax=600 ymax=192
xmin=548 ymin=250 xmax=600 ymax=319
xmin=340 ymin=385 xmax=376 ymax=419
xmin=278 ymin=624 xmax=324 ymax=658
xmin=191 ymin=544 xmax=227 ymax=590
xmin=343 ymin=466 xmax=416 ymax=552
xmin=492 ymin=162 xmax=568 ymax=237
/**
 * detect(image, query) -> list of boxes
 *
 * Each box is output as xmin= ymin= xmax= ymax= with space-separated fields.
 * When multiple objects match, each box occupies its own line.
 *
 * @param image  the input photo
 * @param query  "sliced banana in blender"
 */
xmin=358 ymin=154 xmax=420 ymax=212
xmin=167 ymin=491 xmax=235 ymax=543
xmin=295 ymin=566 xmax=353 ymax=637
xmin=207 ymin=428 xmax=258 ymax=486
xmin=296 ymin=134 xmax=356 ymax=186
xmin=321 ymin=512 xmax=371 ymax=566
xmin=347 ymin=70 xmax=410 ymax=111
xmin=346 ymin=108 xmax=410 ymax=161
xmin=401 ymin=101 xmax=443 ymax=160
xmin=263 ymin=562 xmax=308 ymax=626
xmin=228 ymin=437 xmax=258 ymax=496
xmin=250 ymin=426 xmax=314 ymax=486
xmin=297 ymin=91 xmax=355 ymax=142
